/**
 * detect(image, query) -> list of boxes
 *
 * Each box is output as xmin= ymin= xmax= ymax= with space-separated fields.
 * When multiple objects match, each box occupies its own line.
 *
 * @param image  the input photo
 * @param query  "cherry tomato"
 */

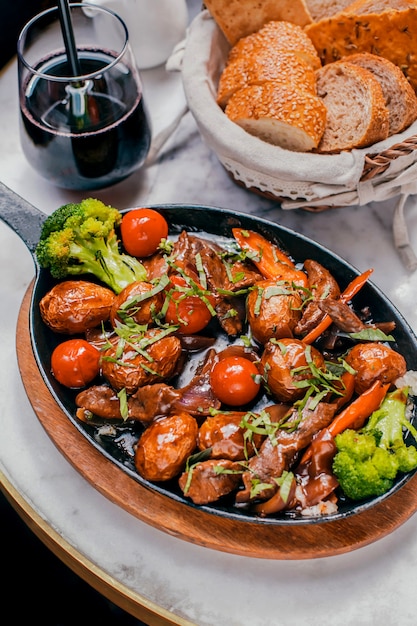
xmin=51 ymin=339 xmax=101 ymax=388
xmin=209 ymin=356 xmax=261 ymax=406
xmin=120 ymin=208 xmax=169 ymax=257
xmin=165 ymin=275 xmax=215 ymax=334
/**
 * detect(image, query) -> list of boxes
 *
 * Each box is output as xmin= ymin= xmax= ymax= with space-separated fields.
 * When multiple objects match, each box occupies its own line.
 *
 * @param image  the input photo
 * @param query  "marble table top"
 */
xmin=1 ymin=2 xmax=417 ymax=623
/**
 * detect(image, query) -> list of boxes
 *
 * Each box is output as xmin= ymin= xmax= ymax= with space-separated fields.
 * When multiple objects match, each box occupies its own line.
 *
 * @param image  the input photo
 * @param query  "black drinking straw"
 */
xmin=57 ymin=0 xmax=82 ymax=78
xmin=57 ymin=0 xmax=91 ymax=127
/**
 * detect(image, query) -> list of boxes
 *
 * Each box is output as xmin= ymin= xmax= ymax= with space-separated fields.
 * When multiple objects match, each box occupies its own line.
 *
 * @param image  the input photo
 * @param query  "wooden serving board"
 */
xmin=16 ymin=284 xmax=417 ymax=560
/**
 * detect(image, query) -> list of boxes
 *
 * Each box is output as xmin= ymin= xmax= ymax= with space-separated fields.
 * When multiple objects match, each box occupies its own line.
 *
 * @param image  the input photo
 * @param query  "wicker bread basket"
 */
xmin=170 ymin=10 xmax=417 ymax=269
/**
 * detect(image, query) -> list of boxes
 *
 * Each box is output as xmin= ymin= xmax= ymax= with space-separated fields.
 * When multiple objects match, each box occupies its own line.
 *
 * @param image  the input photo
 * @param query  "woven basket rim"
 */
xmin=362 ymin=134 xmax=417 ymax=181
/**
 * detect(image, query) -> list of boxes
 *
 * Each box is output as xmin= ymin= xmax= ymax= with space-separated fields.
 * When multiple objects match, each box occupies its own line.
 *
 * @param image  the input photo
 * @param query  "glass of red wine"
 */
xmin=17 ymin=2 xmax=151 ymax=190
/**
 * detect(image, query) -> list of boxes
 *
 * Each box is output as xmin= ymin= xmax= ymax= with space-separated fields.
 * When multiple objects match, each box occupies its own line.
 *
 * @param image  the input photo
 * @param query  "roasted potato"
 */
xmin=109 ymin=280 xmax=164 ymax=327
xmin=135 ymin=412 xmax=198 ymax=481
xmin=259 ymin=337 xmax=325 ymax=403
xmin=198 ymin=411 xmax=264 ymax=460
xmin=246 ymin=280 xmax=302 ymax=344
xmin=101 ymin=328 xmax=182 ymax=393
xmin=39 ymin=280 xmax=116 ymax=334
xmin=345 ymin=342 xmax=407 ymax=394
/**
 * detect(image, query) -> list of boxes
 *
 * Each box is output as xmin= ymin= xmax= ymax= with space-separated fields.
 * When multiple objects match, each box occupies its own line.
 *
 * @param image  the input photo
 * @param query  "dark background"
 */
xmin=0 ymin=0 xmax=55 ymax=68
xmin=0 ymin=2 xmax=148 ymax=623
xmin=0 ymin=491 xmax=147 ymax=624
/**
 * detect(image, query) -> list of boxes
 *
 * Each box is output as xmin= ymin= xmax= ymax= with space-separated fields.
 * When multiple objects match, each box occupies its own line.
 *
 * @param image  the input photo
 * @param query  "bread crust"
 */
xmin=203 ymin=0 xmax=313 ymax=45
xmin=347 ymin=52 xmax=417 ymax=133
xmin=305 ymin=6 xmax=417 ymax=91
xmin=217 ymin=51 xmax=317 ymax=109
xmin=315 ymin=61 xmax=389 ymax=153
xmin=229 ymin=21 xmax=321 ymax=70
xmin=225 ymin=83 xmax=327 ymax=151
xmin=305 ymin=0 xmax=356 ymax=21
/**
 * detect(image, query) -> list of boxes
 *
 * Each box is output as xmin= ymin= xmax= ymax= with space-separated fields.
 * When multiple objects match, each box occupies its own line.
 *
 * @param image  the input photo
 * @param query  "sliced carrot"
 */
xmin=302 ymin=268 xmax=374 ymax=344
xmin=327 ymin=379 xmax=389 ymax=437
xmin=232 ymin=228 xmax=308 ymax=286
xmin=299 ymin=379 xmax=389 ymax=464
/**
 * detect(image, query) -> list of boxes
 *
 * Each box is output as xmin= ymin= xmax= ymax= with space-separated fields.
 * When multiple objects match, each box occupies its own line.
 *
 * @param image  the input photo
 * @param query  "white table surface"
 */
xmin=2 ymin=2 xmax=417 ymax=624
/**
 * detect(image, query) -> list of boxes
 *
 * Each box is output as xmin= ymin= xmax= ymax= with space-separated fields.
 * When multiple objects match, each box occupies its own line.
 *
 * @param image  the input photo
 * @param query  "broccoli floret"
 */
xmin=36 ymin=199 xmax=147 ymax=294
xmin=333 ymin=387 xmax=417 ymax=501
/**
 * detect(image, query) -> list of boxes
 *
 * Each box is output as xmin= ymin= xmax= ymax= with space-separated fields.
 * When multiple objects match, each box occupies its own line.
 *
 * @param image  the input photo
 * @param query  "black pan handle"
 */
xmin=0 ymin=181 xmax=46 ymax=255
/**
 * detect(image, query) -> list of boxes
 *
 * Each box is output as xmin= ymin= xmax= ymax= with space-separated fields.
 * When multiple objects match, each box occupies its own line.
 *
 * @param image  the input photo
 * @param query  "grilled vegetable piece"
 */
xmin=135 ymin=412 xmax=198 ymax=481
xmin=246 ymin=279 xmax=303 ymax=344
xmin=101 ymin=328 xmax=182 ymax=394
xmin=333 ymin=387 xmax=417 ymax=500
xmin=39 ymin=280 xmax=115 ymax=334
xmin=345 ymin=342 xmax=407 ymax=394
xmin=35 ymin=199 xmax=147 ymax=294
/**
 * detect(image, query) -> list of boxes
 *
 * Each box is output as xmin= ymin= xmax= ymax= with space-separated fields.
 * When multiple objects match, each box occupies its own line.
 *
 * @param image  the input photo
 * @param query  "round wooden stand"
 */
xmin=16 ymin=284 xmax=417 ymax=559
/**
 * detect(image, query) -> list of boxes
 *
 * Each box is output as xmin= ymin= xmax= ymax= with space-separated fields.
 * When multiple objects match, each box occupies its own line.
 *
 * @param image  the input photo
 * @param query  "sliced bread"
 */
xmin=217 ymin=51 xmax=317 ymax=108
xmin=305 ymin=4 xmax=417 ymax=90
xmin=315 ymin=61 xmax=389 ymax=153
xmin=346 ymin=52 xmax=417 ymax=134
xmin=225 ymin=83 xmax=327 ymax=151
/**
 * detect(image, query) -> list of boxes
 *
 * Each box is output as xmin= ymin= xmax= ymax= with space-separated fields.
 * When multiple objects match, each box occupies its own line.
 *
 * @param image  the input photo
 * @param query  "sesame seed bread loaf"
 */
xmin=217 ymin=51 xmax=317 ymax=109
xmin=315 ymin=61 xmax=390 ymax=153
xmin=202 ymin=0 xmax=313 ymax=45
xmin=225 ymin=83 xmax=327 ymax=152
xmin=346 ymin=53 xmax=417 ymax=134
xmin=304 ymin=2 xmax=417 ymax=90
xmin=228 ymin=21 xmax=321 ymax=70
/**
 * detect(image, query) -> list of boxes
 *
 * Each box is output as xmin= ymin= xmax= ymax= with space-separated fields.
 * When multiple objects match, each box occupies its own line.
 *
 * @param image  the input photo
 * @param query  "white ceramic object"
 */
xmin=86 ymin=0 xmax=188 ymax=69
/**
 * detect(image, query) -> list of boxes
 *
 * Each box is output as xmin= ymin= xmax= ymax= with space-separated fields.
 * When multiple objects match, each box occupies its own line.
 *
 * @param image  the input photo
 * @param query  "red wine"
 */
xmin=19 ymin=50 xmax=151 ymax=190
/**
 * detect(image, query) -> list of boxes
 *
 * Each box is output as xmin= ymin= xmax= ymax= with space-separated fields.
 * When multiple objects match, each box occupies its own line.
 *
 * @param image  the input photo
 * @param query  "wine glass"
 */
xmin=17 ymin=2 xmax=152 ymax=190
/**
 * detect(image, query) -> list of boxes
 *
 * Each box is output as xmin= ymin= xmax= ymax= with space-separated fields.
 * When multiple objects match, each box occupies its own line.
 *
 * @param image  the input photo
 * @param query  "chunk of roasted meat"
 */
xmin=294 ymin=430 xmax=339 ymax=509
xmin=318 ymin=298 xmax=367 ymax=333
xmin=169 ymin=230 xmax=262 ymax=336
xmin=75 ymin=383 xmax=183 ymax=424
xmin=178 ymin=459 xmax=242 ymax=505
xmin=236 ymin=400 xmax=337 ymax=504
xmin=294 ymin=259 xmax=341 ymax=336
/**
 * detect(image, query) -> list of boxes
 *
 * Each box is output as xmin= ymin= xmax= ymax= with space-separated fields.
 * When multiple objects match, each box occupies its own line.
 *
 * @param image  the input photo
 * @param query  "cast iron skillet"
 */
xmin=1 ymin=180 xmax=417 ymax=525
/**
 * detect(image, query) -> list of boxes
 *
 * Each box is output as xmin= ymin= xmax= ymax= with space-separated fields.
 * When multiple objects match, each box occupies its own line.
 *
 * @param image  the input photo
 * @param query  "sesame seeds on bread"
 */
xmin=315 ymin=61 xmax=390 ymax=153
xmin=225 ymin=83 xmax=327 ymax=152
xmin=218 ymin=20 xmax=326 ymax=151
xmin=228 ymin=20 xmax=321 ymax=70
xmin=213 ymin=3 xmax=417 ymax=155
xmin=217 ymin=51 xmax=317 ymax=109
